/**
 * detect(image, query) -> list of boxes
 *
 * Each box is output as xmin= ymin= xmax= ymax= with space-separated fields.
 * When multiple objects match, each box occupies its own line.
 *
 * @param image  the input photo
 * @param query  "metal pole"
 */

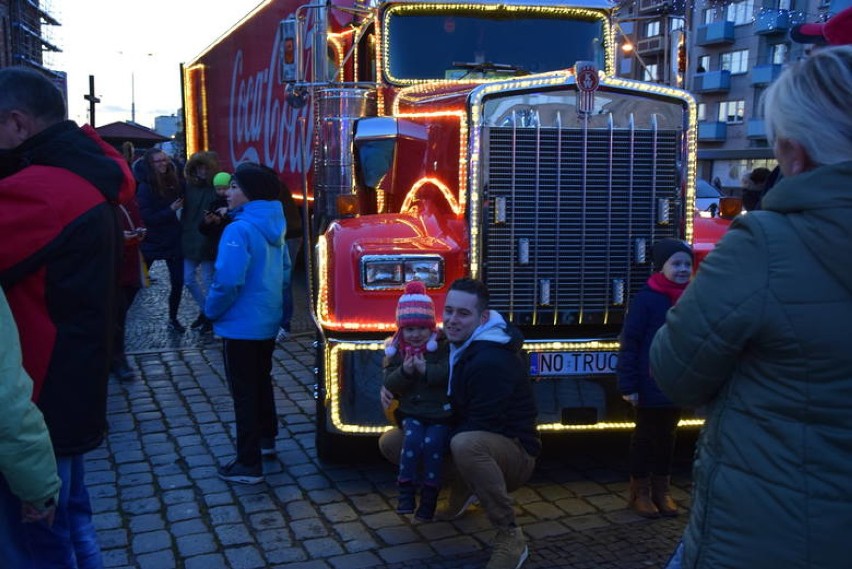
xmin=131 ymin=72 xmax=136 ymax=123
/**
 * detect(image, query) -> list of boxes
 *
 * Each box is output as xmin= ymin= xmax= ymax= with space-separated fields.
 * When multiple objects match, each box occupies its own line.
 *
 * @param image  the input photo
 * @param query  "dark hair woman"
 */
xmin=134 ymin=148 xmax=186 ymax=331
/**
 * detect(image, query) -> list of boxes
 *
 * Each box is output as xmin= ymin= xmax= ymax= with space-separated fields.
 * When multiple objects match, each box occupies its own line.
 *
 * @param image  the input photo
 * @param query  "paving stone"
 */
xmin=89 ymin=263 xmax=693 ymax=569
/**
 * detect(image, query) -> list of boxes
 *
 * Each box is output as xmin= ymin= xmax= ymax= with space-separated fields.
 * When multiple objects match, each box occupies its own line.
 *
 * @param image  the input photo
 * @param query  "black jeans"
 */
xmin=144 ymin=255 xmax=184 ymax=320
xmin=629 ymin=407 xmax=681 ymax=477
xmin=223 ymin=339 xmax=278 ymax=466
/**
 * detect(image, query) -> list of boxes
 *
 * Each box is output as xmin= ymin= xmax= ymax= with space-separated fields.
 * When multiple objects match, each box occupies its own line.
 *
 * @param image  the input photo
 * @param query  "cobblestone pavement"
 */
xmin=100 ymin=262 xmax=692 ymax=568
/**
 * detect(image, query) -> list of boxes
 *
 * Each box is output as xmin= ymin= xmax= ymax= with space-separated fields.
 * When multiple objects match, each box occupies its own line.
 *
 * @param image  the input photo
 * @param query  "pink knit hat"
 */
xmin=395 ymin=280 xmax=436 ymax=329
xmin=385 ymin=281 xmax=439 ymax=357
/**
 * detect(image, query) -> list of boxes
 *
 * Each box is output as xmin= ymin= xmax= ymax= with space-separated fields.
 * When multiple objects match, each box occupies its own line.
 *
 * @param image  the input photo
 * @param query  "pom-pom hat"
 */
xmin=652 ymin=238 xmax=693 ymax=272
xmin=385 ymin=281 xmax=439 ymax=356
xmin=395 ymin=280 xmax=436 ymax=329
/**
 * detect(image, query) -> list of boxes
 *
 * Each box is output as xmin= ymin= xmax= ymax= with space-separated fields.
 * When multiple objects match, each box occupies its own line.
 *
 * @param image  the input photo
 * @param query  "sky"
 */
xmin=51 ymin=0 xmax=263 ymax=130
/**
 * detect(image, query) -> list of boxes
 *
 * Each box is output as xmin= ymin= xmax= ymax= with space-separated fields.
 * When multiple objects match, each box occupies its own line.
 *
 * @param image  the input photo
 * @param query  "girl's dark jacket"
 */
xmin=0 ymin=121 xmax=133 ymax=455
xmin=616 ymin=283 xmax=677 ymax=407
xmin=383 ymin=338 xmax=451 ymax=424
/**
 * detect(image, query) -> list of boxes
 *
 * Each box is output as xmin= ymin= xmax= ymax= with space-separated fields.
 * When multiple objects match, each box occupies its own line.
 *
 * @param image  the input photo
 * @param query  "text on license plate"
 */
xmin=530 ymin=351 xmax=618 ymax=376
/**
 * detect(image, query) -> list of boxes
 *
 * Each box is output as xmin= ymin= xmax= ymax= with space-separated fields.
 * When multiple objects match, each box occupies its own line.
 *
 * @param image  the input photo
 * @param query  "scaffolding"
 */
xmin=3 ymin=0 xmax=61 ymax=73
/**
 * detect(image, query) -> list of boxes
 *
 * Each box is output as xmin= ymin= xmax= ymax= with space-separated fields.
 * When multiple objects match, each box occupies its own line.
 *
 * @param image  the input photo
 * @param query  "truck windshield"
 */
xmin=385 ymin=9 xmax=607 ymax=81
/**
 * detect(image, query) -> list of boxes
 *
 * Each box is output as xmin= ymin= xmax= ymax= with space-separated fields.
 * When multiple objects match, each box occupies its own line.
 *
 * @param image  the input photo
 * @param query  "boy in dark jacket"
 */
xmin=383 ymin=280 xmax=450 ymax=521
xmin=617 ymin=238 xmax=692 ymax=518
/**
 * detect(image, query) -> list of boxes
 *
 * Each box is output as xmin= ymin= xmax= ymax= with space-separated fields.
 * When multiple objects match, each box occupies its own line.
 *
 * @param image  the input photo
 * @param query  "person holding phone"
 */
xmin=134 ymin=148 xmax=186 ymax=332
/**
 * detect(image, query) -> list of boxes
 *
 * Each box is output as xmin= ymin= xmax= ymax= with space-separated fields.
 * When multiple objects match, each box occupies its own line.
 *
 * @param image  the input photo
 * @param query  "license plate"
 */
xmin=530 ymin=351 xmax=618 ymax=376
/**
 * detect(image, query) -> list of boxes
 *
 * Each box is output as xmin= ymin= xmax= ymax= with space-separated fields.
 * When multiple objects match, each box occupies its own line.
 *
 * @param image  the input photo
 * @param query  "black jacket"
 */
xmin=448 ymin=314 xmax=541 ymax=457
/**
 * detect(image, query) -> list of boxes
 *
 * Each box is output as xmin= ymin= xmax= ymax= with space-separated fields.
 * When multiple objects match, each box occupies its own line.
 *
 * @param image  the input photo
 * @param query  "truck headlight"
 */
xmin=361 ymin=255 xmax=444 ymax=290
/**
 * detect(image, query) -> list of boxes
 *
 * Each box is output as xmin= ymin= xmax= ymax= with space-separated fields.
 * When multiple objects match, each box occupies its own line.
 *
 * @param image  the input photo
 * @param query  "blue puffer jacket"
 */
xmin=205 ymin=200 xmax=289 ymax=340
xmin=616 ymin=283 xmax=676 ymax=407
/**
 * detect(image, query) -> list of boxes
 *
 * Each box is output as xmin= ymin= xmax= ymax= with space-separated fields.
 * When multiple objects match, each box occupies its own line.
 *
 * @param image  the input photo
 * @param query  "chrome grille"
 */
xmin=482 ymin=124 xmax=682 ymax=328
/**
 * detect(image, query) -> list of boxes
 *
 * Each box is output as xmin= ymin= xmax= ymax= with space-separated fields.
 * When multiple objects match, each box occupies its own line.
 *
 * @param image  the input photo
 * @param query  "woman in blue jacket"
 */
xmin=206 ymin=163 xmax=291 ymax=485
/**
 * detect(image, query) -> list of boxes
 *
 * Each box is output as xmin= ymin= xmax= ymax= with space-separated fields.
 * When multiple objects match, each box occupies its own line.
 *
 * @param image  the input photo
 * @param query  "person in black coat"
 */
xmin=134 ymin=148 xmax=186 ymax=332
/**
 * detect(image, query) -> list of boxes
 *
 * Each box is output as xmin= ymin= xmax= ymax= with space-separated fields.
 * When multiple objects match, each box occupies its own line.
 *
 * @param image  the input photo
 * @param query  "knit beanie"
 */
xmin=213 ymin=172 xmax=232 ymax=188
xmin=395 ymin=280 xmax=436 ymax=329
xmin=233 ymin=163 xmax=280 ymax=201
xmin=652 ymin=238 xmax=693 ymax=271
xmin=385 ymin=281 xmax=438 ymax=357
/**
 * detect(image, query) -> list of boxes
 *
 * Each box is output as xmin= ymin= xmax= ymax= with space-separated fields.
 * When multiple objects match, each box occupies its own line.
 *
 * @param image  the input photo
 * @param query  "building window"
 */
xmin=777 ymin=0 xmax=791 ymax=10
xmin=697 ymin=103 xmax=706 ymax=122
xmin=721 ymin=49 xmax=749 ymax=74
xmin=645 ymin=21 xmax=660 ymax=38
xmin=718 ymin=100 xmax=745 ymax=124
xmin=644 ymin=63 xmax=659 ymax=82
xmin=697 ymin=55 xmax=710 ymax=73
xmin=727 ymin=0 xmax=755 ymax=25
xmin=770 ymin=43 xmax=788 ymax=65
xmin=703 ymin=9 xmax=715 ymax=24
xmin=670 ymin=17 xmax=685 ymax=32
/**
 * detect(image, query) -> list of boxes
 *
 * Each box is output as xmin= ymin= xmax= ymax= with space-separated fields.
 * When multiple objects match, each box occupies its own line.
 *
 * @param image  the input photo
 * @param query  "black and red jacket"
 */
xmin=0 ymin=121 xmax=134 ymax=456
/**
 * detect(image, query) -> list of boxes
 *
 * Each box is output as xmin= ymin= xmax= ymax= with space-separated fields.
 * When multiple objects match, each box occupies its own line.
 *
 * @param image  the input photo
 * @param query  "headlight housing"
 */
xmin=361 ymin=255 xmax=444 ymax=289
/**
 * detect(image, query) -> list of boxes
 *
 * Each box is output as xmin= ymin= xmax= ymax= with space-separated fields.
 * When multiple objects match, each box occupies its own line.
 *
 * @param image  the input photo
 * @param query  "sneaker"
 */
xmin=217 ymin=459 xmax=264 ymax=485
xmin=435 ymin=479 xmax=478 ymax=521
xmin=168 ymin=318 xmax=186 ymax=333
xmin=486 ymin=526 xmax=528 ymax=569
xmin=260 ymin=437 xmax=276 ymax=457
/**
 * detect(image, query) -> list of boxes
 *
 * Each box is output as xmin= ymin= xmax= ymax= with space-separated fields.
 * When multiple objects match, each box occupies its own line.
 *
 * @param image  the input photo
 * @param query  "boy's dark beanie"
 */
xmin=233 ymin=163 xmax=280 ymax=201
xmin=652 ymin=238 xmax=693 ymax=271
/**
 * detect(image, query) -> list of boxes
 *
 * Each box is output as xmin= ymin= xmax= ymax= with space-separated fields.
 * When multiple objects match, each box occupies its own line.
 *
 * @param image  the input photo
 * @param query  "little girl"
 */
xmin=617 ymin=238 xmax=692 ymax=518
xmin=383 ymin=280 xmax=450 ymax=521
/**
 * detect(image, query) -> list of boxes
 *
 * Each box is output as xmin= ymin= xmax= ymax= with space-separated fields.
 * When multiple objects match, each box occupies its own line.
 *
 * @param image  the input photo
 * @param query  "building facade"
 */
xmin=617 ymin=0 xmax=839 ymax=194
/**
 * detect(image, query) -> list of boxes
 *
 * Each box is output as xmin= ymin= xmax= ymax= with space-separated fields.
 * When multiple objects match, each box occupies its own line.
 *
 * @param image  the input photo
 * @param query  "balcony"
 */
xmin=754 ymin=9 xmax=792 ymax=34
xmin=637 ymin=35 xmax=664 ymax=55
xmin=698 ymin=121 xmax=727 ymax=142
xmin=750 ymin=64 xmax=782 ymax=86
xmin=638 ymin=0 xmax=678 ymax=15
xmin=696 ymin=21 xmax=735 ymax=46
xmin=747 ymin=119 xmax=767 ymax=139
xmin=693 ymin=70 xmax=731 ymax=93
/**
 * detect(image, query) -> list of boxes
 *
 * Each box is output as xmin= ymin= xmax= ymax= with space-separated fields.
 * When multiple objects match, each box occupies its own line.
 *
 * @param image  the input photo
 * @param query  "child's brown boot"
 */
xmin=629 ymin=477 xmax=660 ymax=518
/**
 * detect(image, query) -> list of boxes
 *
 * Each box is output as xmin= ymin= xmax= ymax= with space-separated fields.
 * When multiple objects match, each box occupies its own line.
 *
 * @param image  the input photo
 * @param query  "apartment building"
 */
xmin=617 ymin=0 xmax=834 ymax=193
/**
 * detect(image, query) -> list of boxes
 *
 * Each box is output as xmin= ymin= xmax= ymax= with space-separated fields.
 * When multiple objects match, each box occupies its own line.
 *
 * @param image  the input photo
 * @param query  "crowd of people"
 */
xmin=1 ymin=11 xmax=850 ymax=569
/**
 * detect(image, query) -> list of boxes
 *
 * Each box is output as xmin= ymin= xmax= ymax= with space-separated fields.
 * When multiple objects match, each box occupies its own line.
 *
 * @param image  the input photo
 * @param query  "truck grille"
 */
xmin=482 ymin=125 xmax=682 ymax=330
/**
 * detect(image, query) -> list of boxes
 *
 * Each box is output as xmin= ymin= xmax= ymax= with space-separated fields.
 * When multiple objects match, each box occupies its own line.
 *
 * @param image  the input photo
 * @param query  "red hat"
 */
xmin=790 ymin=6 xmax=852 ymax=46
xmin=395 ymin=280 xmax=436 ymax=329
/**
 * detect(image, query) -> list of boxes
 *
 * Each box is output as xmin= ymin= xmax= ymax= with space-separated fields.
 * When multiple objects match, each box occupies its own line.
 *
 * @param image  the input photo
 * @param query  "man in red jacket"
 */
xmin=0 ymin=67 xmax=134 ymax=567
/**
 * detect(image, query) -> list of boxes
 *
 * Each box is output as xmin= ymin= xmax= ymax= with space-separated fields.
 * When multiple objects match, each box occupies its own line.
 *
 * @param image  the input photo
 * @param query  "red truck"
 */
xmin=183 ymin=0 xmax=731 ymax=459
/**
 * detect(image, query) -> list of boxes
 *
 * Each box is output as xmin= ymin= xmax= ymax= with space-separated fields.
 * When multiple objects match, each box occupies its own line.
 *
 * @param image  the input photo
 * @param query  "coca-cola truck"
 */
xmin=183 ymin=0 xmax=730 ymax=459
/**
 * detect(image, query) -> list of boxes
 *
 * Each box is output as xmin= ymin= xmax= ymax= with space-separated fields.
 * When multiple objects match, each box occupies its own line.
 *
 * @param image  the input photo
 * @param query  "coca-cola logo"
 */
xmin=227 ymin=17 xmax=315 ymax=176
